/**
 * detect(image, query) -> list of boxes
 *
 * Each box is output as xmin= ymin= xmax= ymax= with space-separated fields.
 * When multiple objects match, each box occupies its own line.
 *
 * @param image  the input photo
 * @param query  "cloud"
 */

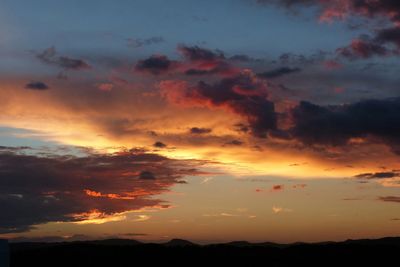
xmin=25 ymin=81 xmax=49 ymax=90
xmin=322 ymin=60 xmax=343 ymax=70
xmin=233 ymin=123 xmax=249 ymax=133
xmin=354 ymin=171 xmax=400 ymax=187
xmin=9 ymin=232 xmax=149 ymax=242
xmin=200 ymin=177 xmax=213 ymax=184
xmin=290 ymin=97 xmax=400 ymax=150
xmin=134 ymin=45 xmax=237 ymax=77
xmin=127 ymin=36 xmax=164 ymax=48
xmin=292 ymin=183 xmax=307 ymax=189
xmin=0 ymin=146 xmax=31 ymax=151
xmin=138 ymin=171 xmax=156 ymax=180
xmin=177 ymin=45 xmax=225 ymax=61
xmin=202 ymin=212 xmax=254 ymax=218
xmin=257 ymin=1 xmax=400 ymax=24
xmin=355 ymin=171 xmax=400 ymax=179
xmin=278 ymin=51 xmax=328 ymax=65
xmin=189 ymin=127 xmax=212 ymax=134
xmin=272 ymin=206 xmax=283 ymax=213
xmin=8 ymin=233 xmax=148 ymax=243
xmin=376 ymin=27 xmax=400 ymax=47
xmin=224 ymin=140 xmax=244 ymax=146
xmin=337 ymin=38 xmax=389 ymax=59
xmin=153 ymin=141 xmax=167 ymax=148
xmin=318 ymin=0 xmax=400 ymax=23
xmin=96 ymin=83 xmax=114 ymax=91
xmin=257 ymin=67 xmax=301 ymax=79
xmin=178 ymin=45 xmax=236 ymax=76
xmin=272 ymin=205 xmax=292 ymax=214
xmin=37 ymin=47 xmax=91 ymax=70
xmin=258 ymin=1 xmax=400 ymax=59
xmin=229 ymin=54 xmax=258 ymax=62
xmin=0 ymin=147 xmax=201 ymax=234
xmin=132 ymin=214 xmax=151 ymax=222
xmin=134 ymin=55 xmax=176 ymax=75
xmin=342 ymin=197 xmax=362 ymax=201
xmin=257 ymin=0 xmax=317 ymax=8
xmin=337 ymin=28 xmax=400 ymax=59
xmin=378 ymin=196 xmax=400 ymax=203
xmin=73 ymin=210 xmax=128 ymax=225
xmin=184 ymin=62 xmax=232 ymax=76
xmin=160 ymin=71 xmax=277 ymax=138
xmin=271 ymin=184 xmax=284 ymax=191
xmin=9 ymin=234 xmax=94 ymax=243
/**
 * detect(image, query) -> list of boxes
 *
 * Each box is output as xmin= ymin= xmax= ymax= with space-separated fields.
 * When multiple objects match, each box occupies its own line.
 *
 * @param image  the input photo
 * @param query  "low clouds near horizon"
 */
xmin=0 ymin=147 xmax=204 ymax=234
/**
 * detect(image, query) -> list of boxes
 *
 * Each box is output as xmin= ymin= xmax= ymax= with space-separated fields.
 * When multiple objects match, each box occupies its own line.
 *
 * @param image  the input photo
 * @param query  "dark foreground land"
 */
xmin=9 ymin=237 xmax=400 ymax=267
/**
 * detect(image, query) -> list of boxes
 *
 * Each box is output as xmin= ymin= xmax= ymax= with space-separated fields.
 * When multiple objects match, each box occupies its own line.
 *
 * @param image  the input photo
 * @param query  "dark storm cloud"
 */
xmin=290 ymin=97 xmax=400 ymax=150
xmin=161 ymin=71 xmax=277 ymax=138
xmin=0 ymin=148 xmax=201 ymax=234
xmin=189 ymin=127 xmax=212 ymax=134
xmin=134 ymin=55 xmax=175 ymax=75
xmin=37 ymin=47 xmax=91 ymax=70
xmin=257 ymin=67 xmax=301 ymax=79
xmin=24 ymin=81 xmax=49 ymax=90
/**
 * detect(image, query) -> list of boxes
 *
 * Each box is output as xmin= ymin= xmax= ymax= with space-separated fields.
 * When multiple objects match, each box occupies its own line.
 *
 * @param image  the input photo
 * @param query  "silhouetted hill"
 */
xmin=83 ymin=238 xmax=143 ymax=246
xmin=223 ymin=240 xmax=253 ymax=247
xmin=163 ymin=238 xmax=197 ymax=247
xmin=223 ymin=240 xmax=289 ymax=248
xmin=343 ymin=236 xmax=400 ymax=246
xmin=9 ymin=236 xmax=400 ymax=267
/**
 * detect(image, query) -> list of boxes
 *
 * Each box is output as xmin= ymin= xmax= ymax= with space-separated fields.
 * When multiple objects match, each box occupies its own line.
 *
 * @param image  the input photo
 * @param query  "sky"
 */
xmin=1 ymin=0 xmax=400 ymax=244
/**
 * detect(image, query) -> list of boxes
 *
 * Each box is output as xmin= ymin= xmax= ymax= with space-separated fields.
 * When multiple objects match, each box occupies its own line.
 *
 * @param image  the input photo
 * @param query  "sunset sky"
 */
xmin=1 ymin=0 xmax=400 ymax=244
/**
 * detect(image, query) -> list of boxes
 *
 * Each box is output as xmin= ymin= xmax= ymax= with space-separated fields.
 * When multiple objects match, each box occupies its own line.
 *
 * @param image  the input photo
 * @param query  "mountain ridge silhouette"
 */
xmin=9 ymin=236 xmax=400 ymax=267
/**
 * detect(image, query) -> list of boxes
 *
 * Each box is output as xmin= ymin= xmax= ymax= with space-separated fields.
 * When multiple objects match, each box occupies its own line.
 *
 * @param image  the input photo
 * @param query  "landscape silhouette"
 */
xmin=8 ymin=237 xmax=400 ymax=267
